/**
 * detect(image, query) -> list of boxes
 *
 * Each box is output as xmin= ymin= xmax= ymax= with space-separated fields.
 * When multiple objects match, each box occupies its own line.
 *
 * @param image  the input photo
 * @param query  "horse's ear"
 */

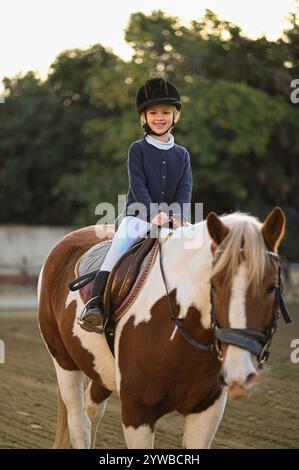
xmin=261 ymin=207 xmax=286 ymax=252
xmin=207 ymin=212 xmax=229 ymax=246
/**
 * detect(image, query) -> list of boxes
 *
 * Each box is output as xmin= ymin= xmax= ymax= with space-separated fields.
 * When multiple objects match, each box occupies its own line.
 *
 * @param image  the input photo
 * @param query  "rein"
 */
xmin=157 ymin=225 xmax=214 ymax=353
xmin=156 ymin=226 xmax=292 ymax=368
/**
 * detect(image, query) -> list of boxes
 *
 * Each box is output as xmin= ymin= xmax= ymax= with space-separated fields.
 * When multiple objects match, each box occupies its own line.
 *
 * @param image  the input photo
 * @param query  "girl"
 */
xmin=80 ymin=77 xmax=192 ymax=333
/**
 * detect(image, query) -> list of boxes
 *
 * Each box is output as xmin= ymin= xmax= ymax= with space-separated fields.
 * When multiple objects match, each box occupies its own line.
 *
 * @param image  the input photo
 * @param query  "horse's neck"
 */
xmin=162 ymin=222 xmax=212 ymax=270
xmin=160 ymin=222 xmax=213 ymax=329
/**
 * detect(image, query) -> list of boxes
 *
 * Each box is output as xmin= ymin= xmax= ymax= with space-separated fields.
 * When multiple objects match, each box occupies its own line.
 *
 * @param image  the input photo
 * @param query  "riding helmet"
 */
xmin=136 ymin=77 xmax=181 ymax=113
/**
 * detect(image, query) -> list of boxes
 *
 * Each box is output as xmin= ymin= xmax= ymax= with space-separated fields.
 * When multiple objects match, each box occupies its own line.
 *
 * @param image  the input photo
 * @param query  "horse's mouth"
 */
xmin=227 ymin=376 xmax=257 ymax=399
xmin=228 ymin=383 xmax=249 ymax=399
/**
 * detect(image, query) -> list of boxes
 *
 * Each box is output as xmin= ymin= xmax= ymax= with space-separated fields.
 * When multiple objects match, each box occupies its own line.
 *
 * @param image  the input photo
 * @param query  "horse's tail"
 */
xmin=52 ymin=388 xmax=70 ymax=449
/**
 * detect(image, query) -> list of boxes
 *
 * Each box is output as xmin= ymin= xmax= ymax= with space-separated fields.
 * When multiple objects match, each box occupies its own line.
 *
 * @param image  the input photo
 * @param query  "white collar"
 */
xmin=145 ymin=134 xmax=174 ymax=150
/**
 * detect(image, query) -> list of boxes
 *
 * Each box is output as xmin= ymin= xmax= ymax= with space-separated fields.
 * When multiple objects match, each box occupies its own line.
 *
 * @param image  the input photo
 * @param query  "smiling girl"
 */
xmin=80 ymin=77 xmax=193 ymax=333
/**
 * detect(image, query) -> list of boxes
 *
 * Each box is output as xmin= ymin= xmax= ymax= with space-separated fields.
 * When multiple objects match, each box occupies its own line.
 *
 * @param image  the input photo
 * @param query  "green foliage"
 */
xmin=1 ymin=7 xmax=299 ymax=259
xmin=179 ymin=79 xmax=289 ymax=206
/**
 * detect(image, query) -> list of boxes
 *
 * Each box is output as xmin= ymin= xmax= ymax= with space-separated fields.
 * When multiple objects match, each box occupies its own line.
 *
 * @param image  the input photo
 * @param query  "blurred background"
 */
xmin=1 ymin=1 xmax=299 ymax=305
xmin=0 ymin=0 xmax=298 ymax=449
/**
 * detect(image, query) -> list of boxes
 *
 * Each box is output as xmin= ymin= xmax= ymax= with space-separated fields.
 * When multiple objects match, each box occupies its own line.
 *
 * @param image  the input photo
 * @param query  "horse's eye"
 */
xmin=266 ymin=284 xmax=277 ymax=295
xmin=211 ymin=284 xmax=217 ymax=293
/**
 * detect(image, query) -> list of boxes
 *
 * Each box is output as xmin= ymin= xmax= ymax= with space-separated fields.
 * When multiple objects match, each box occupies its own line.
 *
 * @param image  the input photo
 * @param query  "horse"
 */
xmin=38 ymin=207 xmax=289 ymax=449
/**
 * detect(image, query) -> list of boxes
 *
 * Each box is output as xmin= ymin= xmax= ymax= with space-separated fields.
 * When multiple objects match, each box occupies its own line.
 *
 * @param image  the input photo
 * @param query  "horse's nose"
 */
xmin=221 ymin=370 xmax=257 ymax=389
xmin=244 ymin=372 xmax=257 ymax=389
xmin=218 ymin=372 xmax=227 ymax=387
xmin=218 ymin=369 xmax=257 ymax=397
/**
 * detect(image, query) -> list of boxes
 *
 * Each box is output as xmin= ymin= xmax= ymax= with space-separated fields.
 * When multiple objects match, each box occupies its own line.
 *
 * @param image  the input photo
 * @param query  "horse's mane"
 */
xmin=210 ymin=212 xmax=269 ymax=292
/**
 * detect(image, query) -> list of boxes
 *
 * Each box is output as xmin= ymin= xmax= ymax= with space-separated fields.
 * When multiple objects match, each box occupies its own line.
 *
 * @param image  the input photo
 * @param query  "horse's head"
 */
xmin=207 ymin=207 xmax=287 ymax=399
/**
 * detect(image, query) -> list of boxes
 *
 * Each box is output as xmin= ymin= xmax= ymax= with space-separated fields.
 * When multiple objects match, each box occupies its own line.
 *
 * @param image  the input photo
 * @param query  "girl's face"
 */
xmin=145 ymin=104 xmax=174 ymax=134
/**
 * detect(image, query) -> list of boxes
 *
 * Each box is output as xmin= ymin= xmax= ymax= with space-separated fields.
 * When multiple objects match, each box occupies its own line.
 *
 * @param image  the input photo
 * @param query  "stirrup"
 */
xmin=77 ymin=297 xmax=105 ymax=334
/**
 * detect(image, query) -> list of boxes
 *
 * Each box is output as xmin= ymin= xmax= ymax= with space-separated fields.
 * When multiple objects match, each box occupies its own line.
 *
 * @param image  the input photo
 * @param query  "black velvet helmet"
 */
xmin=136 ymin=77 xmax=181 ymax=113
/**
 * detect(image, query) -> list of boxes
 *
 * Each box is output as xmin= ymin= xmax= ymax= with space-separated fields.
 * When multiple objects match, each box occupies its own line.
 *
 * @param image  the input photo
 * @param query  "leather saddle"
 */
xmin=71 ymin=231 xmax=159 ymax=323
xmin=70 ymin=223 xmax=174 ymax=354
xmin=103 ymin=233 xmax=158 ymax=321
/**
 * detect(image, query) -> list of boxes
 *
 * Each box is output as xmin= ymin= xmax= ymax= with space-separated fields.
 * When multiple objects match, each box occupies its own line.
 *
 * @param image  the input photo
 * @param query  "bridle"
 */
xmin=157 ymin=226 xmax=292 ymax=369
xmin=210 ymin=249 xmax=291 ymax=368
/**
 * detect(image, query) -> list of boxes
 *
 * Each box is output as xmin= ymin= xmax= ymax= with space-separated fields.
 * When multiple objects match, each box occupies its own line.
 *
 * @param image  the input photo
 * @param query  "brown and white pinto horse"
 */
xmin=38 ymin=207 xmax=286 ymax=449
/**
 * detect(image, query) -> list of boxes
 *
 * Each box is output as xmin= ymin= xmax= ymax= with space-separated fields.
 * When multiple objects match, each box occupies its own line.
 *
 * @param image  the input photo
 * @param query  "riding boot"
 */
xmin=80 ymin=270 xmax=110 ymax=330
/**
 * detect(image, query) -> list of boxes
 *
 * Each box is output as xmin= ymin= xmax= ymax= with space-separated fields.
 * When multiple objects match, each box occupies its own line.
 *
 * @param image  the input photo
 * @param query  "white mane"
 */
xmin=210 ymin=212 xmax=269 ymax=291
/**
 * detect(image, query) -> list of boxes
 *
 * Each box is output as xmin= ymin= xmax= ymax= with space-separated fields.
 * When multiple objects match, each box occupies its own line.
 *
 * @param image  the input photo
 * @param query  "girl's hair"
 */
xmin=139 ymin=105 xmax=181 ymax=128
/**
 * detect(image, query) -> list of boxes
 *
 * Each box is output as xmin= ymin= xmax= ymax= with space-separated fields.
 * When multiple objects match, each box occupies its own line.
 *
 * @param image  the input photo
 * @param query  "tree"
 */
xmin=1 ymin=8 xmax=299 ymax=258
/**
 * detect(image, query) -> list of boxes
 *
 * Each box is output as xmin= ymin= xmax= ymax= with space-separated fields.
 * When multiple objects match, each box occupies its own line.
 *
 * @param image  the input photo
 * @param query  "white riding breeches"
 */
xmin=100 ymin=216 xmax=152 ymax=272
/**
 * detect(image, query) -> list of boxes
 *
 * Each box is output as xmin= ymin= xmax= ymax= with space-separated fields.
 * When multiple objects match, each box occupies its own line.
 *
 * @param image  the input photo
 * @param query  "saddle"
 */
xmin=104 ymin=234 xmax=158 ymax=321
xmin=72 ymin=231 xmax=159 ymax=325
xmin=70 ymin=224 xmax=175 ymax=354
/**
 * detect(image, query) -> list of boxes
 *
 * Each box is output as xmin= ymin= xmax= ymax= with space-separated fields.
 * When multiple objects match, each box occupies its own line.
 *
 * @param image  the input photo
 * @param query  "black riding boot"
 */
xmin=81 ymin=270 xmax=110 ymax=330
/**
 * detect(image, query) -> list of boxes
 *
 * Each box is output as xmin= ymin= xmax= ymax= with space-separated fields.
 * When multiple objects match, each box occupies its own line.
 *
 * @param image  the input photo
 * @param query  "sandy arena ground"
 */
xmin=0 ymin=305 xmax=298 ymax=449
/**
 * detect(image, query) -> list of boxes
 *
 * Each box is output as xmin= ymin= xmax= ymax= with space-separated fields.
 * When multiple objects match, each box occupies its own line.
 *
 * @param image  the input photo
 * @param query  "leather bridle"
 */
xmin=157 ymin=226 xmax=292 ymax=369
xmin=210 ymin=249 xmax=291 ymax=368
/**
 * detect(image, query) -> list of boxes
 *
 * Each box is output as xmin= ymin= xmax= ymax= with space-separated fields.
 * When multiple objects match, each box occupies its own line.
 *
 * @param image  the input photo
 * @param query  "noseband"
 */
xmin=157 ymin=228 xmax=292 ymax=369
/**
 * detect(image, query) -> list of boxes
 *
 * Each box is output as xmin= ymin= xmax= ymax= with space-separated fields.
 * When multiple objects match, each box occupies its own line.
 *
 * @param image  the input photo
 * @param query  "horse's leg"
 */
xmin=53 ymin=360 xmax=91 ymax=449
xmin=85 ymin=379 xmax=112 ymax=449
xmin=182 ymin=391 xmax=227 ymax=449
xmin=121 ymin=401 xmax=156 ymax=449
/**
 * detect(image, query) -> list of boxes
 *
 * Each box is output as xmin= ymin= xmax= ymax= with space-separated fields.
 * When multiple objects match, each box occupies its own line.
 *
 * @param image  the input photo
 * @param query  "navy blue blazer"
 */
xmin=124 ymin=138 xmax=192 ymax=223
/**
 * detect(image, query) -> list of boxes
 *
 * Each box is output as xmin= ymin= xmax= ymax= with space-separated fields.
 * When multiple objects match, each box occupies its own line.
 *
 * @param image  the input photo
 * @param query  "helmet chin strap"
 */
xmin=143 ymin=113 xmax=175 ymax=136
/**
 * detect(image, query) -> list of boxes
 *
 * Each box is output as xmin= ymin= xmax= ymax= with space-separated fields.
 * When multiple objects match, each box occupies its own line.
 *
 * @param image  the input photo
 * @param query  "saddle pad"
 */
xmin=78 ymin=239 xmax=112 ymax=276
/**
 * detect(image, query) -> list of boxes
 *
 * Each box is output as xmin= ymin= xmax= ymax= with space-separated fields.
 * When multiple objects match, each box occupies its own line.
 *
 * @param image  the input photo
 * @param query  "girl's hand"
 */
xmin=170 ymin=215 xmax=182 ymax=228
xmin=151 ymin=211 xmax=169 ymax=226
